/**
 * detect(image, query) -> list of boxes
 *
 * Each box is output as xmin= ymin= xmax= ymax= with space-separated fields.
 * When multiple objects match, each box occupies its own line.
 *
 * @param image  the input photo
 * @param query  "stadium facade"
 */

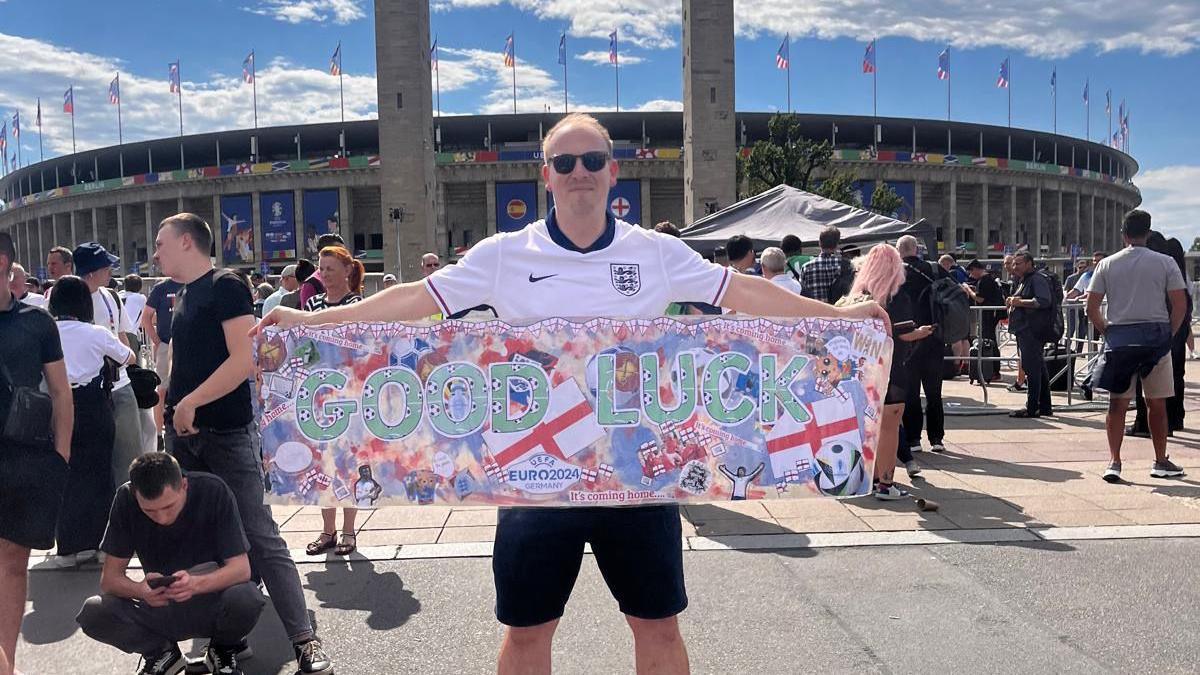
xmin=0 ymin=110 xmax=1140 ymax=279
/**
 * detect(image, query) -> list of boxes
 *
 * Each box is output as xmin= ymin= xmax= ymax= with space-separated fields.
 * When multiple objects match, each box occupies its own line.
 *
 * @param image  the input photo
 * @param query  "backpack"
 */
xmin=1033 ymin=269 xmax=1065 ymax=343
xmin=828 ymin=258 xmax=856 ymax=305
xmin=906 ymin=263 xmax=972 ymax=344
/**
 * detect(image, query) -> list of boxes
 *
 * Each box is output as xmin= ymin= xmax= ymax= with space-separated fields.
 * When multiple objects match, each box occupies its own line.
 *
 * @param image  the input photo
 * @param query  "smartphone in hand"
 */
xmin=893 ymin=320 xmax=916 ymax=335
xmin=147 ymin=574 xmax=179 ymax=590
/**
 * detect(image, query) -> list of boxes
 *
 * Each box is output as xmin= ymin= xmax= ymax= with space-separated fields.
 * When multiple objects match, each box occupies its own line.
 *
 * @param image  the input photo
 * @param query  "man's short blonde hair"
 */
xmin=542 ymin=113 xmax=614 ymax=159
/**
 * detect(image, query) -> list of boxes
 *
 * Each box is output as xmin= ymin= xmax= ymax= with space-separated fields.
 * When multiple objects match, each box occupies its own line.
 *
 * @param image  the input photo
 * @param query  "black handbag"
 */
xmin=127 ymin=365 xmax=161 ymax=409
xmin=0 ymin=359 xmax=54 ymax=448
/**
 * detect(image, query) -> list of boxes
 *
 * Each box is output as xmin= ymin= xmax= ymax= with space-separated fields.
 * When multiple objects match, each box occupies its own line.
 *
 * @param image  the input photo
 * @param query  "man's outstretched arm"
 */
xmin=254 ymin=281 xmax=441 ymax=335
xmin=721 ymin=274 xmax=889 ymax=327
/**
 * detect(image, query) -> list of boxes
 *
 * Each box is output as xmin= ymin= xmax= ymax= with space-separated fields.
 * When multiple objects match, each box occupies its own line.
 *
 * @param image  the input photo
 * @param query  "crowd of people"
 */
xmin=0 ymin=111 xmax=1193 ymax=675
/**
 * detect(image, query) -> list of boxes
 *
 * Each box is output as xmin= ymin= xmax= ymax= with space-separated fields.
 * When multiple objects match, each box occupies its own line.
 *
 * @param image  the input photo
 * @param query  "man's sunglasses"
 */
xmin=549 ymin=151 xmax=610 ymax=175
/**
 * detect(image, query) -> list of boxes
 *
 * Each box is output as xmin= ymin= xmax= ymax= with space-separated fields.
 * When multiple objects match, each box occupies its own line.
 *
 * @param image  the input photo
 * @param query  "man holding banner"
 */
xmin=258 ymin=113 xmax=886 ymax=675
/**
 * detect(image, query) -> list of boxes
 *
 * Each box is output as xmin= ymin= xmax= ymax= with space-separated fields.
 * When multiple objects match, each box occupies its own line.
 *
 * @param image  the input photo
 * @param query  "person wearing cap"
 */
xmin=382 ymin=273 xmax=398 ymax=289
xmin=262 ymin=264 xmax=299 ymax=316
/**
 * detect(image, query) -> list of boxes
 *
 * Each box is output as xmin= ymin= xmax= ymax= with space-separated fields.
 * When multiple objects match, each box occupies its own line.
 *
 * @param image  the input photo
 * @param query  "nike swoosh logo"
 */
xmin=528 ymin=273 xmax=558 ymax=283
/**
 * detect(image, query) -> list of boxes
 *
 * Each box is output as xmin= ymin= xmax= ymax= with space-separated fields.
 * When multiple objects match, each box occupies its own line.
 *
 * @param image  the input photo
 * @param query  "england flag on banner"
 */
xmin=482 ymin=379 xmax=605 ymax=470
xmin=764 ymin=396 xmax=861 ymax=478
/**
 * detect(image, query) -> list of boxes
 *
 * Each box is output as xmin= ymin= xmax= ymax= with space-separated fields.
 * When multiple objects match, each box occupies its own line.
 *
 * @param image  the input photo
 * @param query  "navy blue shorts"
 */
xmin=0 ymin=443 xmax=67 ymax=550
xmin=492 ymin=504 xmax=687 ymax=627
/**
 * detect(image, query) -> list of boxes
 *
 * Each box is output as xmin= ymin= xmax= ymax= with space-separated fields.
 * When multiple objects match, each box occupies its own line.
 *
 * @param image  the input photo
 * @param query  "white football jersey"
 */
xmin=425 ymin=213 xmax=731 ymax=320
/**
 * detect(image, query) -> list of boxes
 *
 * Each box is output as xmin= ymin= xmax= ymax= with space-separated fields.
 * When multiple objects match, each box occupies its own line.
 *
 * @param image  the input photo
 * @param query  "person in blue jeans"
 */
xmin=151 ymin=213 xmax=334 ymax=675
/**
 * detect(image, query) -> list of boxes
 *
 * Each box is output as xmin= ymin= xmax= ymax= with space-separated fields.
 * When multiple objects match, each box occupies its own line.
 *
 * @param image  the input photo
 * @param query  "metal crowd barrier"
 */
xmin=938 ymin=301 xmax=1111 ymax=416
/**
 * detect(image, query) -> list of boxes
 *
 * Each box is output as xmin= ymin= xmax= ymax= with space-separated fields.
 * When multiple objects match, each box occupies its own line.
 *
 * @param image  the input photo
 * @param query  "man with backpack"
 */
xmin=801 ymin=227 xmax=855 ymax=304
xmin=897 ymin=235 xmax=964 ymax=453
xmin=1006 ymin=251 xmax=1056 ymax=418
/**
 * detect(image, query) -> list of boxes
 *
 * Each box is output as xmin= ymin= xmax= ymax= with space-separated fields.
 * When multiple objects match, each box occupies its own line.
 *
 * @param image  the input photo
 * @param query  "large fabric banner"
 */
xmin=852 ymin=181 xmax=916 ymax=222
xmin=302 ymin=189 xmax=340 ymax=257
xmin=260 ymin=191 xmax=297 ymax=261
xmin=547 ymin=179 xmax=641 ymax=225
xmin=495 ymin=182 xmax=538 ymax=232
xmin=219 ymin=194 xmax=254 ymax=264
xmin=258 ymin=318 xmax=890 ymax=507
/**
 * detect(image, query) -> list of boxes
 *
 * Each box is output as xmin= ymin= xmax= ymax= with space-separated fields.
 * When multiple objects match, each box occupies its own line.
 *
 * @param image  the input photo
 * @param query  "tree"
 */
xmin=743 ymin=113 xmax=835 ymax=196
xmin=1191 ymin=237 xmax=1200 ymax=253
xmin=814 ymin=171 xmax=858 ymax=205
xmin=868 ymin=182 xmax=905 ymax=218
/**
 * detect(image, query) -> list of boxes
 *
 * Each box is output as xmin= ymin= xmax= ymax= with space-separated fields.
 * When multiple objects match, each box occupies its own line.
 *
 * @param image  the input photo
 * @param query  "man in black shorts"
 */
xmin=259 ymin=114 xmax=886 ymax=674
xmin=0 ymin=232 xmax=74 ymax=674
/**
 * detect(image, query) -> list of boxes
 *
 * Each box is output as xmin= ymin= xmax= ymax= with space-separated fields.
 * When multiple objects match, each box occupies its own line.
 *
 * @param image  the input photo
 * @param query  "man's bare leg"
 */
xmin=1106 ymin=397 xmax=1129 ymax=464
xmin=1147 ymin=397 xmax=1170 ymax=463
xmin=497 ymin=619 xmax=557 ymax=675
xmin=627 ymin=615 xmax=689 ymax=675
xmin=0 ymin=539 xmax=31 ymax=675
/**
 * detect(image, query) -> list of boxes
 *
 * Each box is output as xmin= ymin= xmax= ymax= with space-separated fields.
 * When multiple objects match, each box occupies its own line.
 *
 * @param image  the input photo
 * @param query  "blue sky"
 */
xmin=1 ymin=0 xmax=1196 ymax=239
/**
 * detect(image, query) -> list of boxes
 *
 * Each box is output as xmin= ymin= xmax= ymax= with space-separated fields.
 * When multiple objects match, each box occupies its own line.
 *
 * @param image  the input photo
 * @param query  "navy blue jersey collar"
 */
xmin=546 ymin=207 xmax=616 ymax=253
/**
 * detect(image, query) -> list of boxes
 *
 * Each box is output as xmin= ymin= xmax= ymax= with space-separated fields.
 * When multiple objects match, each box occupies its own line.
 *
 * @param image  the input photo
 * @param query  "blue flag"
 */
xmin=557 ymin=33 xmax=566 ymax=65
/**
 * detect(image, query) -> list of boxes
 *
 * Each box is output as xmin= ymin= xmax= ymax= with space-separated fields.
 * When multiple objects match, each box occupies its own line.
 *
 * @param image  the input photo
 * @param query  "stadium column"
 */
xmin=682 ymin=0 xmax=736 ymax=225
xmin=485 ymin=180 xmax=497 ymax=236
xmin=1088 ymin=193 xmax=1095 ymax=254
xmin=1009 ymin=186 xmax=1017 ymax=249
xmin=36 ymin=217 xmax=44 ymax=264
xmin=145 ymin=202 xmax=154 ymax=268
xmin=980 ymin=182 xmax=989 ymax=251
xmin=212 ymin=195 xmax=224 ymax=267
xmin=640 ymin=179 xmax=652 ymax=227
xmin=536 ymin=178 xmax=547 ymax=222
xmin=1034 ymin=188 xmax=1042 ymax=256
xmin=374 ymin=0 xmax=438 ymax=281
xmin=252 ymin=191 xmax=264 ymax=266
xmin=1075 ymin=190 xmax=1082 ymax=253
xmin=338 ymin=187 xmax=353 ymax=253
xmin=177 ymin=196 xmax=184 ymax=216
xmin=69 ymin=210 xmax=78 ymax=250
xmin=117 ymin=206 xmax=127 ymax=273
xmin=1055 ymin=187 xmax=1063 ymax=256
xmin=293 ymin=189 xmax=305 ymax=258
xmin=91 ymin=207 xmax=99 ymax=243
xmin=945 ymin=179 xmax=957 ymax=253
xmin=914 ymin=180 xmax=923 ymax=221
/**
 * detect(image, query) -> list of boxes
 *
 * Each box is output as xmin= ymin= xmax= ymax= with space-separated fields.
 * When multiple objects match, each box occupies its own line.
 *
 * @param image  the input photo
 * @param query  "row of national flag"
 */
xmin=773 ymin=37 xmax=1131 ymax=151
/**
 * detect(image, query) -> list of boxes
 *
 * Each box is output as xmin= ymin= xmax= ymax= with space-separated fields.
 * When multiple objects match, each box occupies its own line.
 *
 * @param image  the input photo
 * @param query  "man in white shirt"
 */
xmin=262 ymin=264 xmax=298 ymax=316
xmin=8 ymin=263 xmax=45 ymax=307
xmin=760 ymin=247 xmax=803 ymax=295
xmin=73 ymin=243 xmax=151 ymax=485
xmin=259 ymin=113 xmax=886 ymax=675
xmin=119 ymin=275 xmax=148 ymax=339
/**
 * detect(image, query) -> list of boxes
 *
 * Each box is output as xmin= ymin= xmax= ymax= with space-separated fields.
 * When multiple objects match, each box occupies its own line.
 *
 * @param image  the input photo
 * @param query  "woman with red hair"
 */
xmin=842 ymin=243 xmax=935 ymax=499
xmin=304 ymin=246 xmax=365 ymax=556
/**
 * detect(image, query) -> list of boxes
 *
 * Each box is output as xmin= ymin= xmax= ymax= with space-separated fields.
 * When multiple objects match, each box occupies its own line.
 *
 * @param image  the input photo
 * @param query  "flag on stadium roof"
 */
xmin=1082 ymin=79 xmax=1088 ymax=104
xmin=63 ymin=87 xmax=73 ymax=114
xmin=608 ymin=30 xmax=618 ymax=65
xmin=108 ymin=75 xmax=120 ymax=104
xmin=432 ymin=38 xmax=439 ymax=70
xmin=1050 ymin=68 xmax=1056 ymax=92
xmin=996 ymin=58 xmax=1010 ymax=88
xmin=557 ymin=33 xmax=566 ymax=66
xmin=862 ymin=40 xmax=876 ymax=74
xmin=775 ymin=34 xmax=789 ymax=70
xmin=169 ymin=62 xmax=180 ymax=93
xmin=937 ymin=47 xmax=950 ymax=80
xmin=35 ymin=99 xmax=41 ymax=126
xmin=243 ymin=51 xmax=255 ymax=84
xmin=503 ymin=34 xmax=515 ymax=68
xmin=330 ymin=43 xmax=342 ymax=77
xmin=1105 ymin=89 xmax=1111 ymax=115
xmin=10 ymin=111 xmax=17 ymax=138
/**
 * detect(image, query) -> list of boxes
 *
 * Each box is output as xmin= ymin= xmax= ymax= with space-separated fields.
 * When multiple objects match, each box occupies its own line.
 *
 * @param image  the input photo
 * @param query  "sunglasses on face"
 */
xmin=423 ymin=262 xmax=440 ymax=268
xmin=549 ymin=151 xmax=610 ymax=175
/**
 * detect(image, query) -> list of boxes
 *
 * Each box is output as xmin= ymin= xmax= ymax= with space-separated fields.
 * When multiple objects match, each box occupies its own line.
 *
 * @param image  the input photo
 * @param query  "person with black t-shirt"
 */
xmin=302 ymin=245 xmax=365 ymax=557
xmin=896 ymin=234 xmax=950 ymax=453
xmin=151 ymin=213 xmax=334 ymax=675
xmin=77 ymin=453 xmax=265 ymax=675
xmin=963 ymin=259 xmax=1006 ymax=382
xmin=0 ymin=232 xmax=74 ymax=675
xmin=144 ymin=277 xmax=184 ymax=437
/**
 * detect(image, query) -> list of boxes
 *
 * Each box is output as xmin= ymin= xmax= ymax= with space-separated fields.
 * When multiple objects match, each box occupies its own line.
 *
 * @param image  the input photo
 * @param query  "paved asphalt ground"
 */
xmin=17 ymin=538 xmax=1200 ymax=674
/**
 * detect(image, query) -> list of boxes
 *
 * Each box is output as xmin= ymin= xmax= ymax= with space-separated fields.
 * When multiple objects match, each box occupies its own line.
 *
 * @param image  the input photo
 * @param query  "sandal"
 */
xmin=335 ymin=533 xmax=357 ymax=556
xmin=305 ymin=532 xmax=336 ymax=556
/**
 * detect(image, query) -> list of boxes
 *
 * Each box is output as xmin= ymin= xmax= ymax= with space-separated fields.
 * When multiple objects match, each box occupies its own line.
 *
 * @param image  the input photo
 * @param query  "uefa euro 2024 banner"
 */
xmin=255 ymin=317 xmax=892 ymax=507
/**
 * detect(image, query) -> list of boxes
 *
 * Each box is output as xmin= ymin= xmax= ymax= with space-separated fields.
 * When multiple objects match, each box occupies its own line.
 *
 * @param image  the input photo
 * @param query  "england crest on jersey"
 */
xmin=610 ymin=263 xmax=641 ymax=296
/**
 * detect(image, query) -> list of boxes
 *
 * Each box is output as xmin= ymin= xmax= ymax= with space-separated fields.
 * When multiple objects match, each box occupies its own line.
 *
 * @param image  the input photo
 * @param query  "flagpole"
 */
xmin=434 ymin=38 xmax=442 ymax=118
xmin=614 ymin=31 xmax=620 ymax=112
xmin=70 ymin=84 xmax=76 ymax=183
xmin=178 ymin=63 xmax=185 ymax=169
xmin=1085 ymin=79 xmax=1089 ymax=143
xmin=511 ymin=34 xmax=517 ymax=114
xmin=252 ymin=50 xmax=258 ymax=130
xmin=116 ymin=73 xmax=125 ymax=177
xmin=338 ymin=42 xmax=345 ymax=125
xmin=14 ymin=113 xmax=20 ymax=169
xmin=37 ymin=99 xmax=43 ymax=163
xmin=562 ymin=35 xmax=568 ymax=114
xmin=872 ymin=39 xmax=877 ymax=120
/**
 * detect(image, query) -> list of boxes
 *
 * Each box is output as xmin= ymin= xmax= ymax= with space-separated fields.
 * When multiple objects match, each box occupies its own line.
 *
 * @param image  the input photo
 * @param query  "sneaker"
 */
xmin=295 ymin=638 xmax=334 ymax=675
xmin=1007 ymin=382 xmax=1027 ymax=392
xmin=929 ymin=442 xmax=946 ymax=453
xmin=909 ymin=443 xmax=924 ymax=453
xmin=1125 ymin=425 xmax=1150 ymax=438
xmin=138 ymin=645 xmax=185 ymax=675
xmin=905 ymin=461 xmax=922 ymax=477
xmin=204 ymin=645 xmax=242 ymax=675
xmin=874 ymin=483 xmax=909 ymax=501
xmin=49 ymin=550 xmax=97 ymax=568
xmin=233 ymin=639 xmax=253 ymax=661
xmin=1151 ymin=458 xmax=1186 ymax=478
xmin=1102 ymin=463 xmax=1122 ymax=484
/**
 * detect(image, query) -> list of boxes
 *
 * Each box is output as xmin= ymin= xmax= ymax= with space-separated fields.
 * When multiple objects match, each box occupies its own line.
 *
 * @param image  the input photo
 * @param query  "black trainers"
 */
xmin=1102 ymin=462 xmax=1122 ymax=484
xmin=138 ymin=645 xmax=185 ymax=675
xmin=295 ymin=638 xmax=334 ymax=675
xmin=204 ymin=645 xmax=243 ymax=675
xmin=1151 ymin=458 xmax=1186 ymax=478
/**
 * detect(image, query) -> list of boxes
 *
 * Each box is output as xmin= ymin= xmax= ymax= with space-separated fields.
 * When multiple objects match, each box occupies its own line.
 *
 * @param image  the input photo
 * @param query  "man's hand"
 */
xmin=836 ymin=300 xmax=890 ymax=330
xmin=163 ymin=570 xmax=201 ymax=603
xmin=172 ymin=398 xmax=198 ymax=436
xmin=140 ymin=573 xmax=171 ymax=608
xmin=251 ymin=306 xmax=308 ymax=337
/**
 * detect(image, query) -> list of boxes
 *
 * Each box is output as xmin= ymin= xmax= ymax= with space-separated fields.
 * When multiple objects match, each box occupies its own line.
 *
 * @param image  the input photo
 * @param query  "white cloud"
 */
xmin=0 ymin=32 xmax=377 ymax=160
xmin=629 ymin=99 xmax=682 ymax=112
xmin=245 ymin=0 xmax=366 ymax=24
xmin=436 ymin=0 xmax=1200 ymax=58
xmin=575 ymin=50 xmax=644 ymax=66
xmin=1136 ymin=165 xmax=1200 ymax=244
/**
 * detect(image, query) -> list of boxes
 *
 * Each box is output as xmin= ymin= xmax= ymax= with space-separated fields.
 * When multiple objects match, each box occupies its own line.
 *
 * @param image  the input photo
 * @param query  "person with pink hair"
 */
xmin=843 ymin=243 xmax=935 ymax=499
